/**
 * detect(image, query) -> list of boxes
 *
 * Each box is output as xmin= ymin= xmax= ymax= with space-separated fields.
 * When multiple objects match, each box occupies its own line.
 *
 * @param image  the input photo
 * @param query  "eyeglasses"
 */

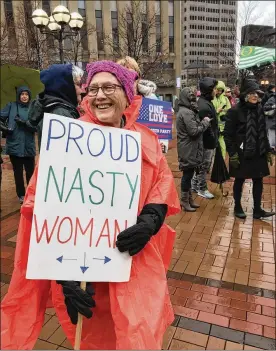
xmin=87 ymin=84 xmax=122 ymax=96
xmin=226 ymin=91 xmax=231 ymax=93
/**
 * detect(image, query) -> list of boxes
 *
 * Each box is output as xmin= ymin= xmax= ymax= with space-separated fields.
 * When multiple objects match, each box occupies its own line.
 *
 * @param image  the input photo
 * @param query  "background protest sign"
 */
xmin=137 ymin=98 xmax=173 ymax=140
xmin=26 ymin=114 xmax=141 ymax=282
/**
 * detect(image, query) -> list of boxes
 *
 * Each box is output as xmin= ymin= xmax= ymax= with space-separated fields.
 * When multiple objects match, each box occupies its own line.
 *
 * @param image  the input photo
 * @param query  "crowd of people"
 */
xmin=0 ymin=57 xmax=275 ymax=350
xmin=0 ymin=56 xmax=161 ymax=205
xmin=176 ymin=77 xmax=275 ymax=220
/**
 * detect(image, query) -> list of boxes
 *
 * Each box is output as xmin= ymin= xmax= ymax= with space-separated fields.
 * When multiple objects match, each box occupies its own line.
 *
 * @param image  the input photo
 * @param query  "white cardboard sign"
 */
xmin=26 ymin=114 xmax=141 ymax=282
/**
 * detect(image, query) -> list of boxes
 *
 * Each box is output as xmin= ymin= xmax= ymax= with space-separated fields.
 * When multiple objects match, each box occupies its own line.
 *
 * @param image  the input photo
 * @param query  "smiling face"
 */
xmin=20 ymin=91 xmax=30 ymax=103
xmin=247 ymin=91 xmax=259 ymax=104
xmin=88 ymin=72 xmax=128 ymax=128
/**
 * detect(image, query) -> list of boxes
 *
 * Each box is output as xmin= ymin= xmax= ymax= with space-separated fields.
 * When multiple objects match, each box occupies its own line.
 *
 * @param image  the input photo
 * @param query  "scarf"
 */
xmin=244 ymin=102 xmax=267 ymax=159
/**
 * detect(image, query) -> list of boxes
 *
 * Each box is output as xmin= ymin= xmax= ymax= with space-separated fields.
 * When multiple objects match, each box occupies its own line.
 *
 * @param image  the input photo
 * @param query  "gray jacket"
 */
xmin=176 ymin=88 xmax=209 ymax=170
xmin=264 ymin=93 xmax=276 ymax=130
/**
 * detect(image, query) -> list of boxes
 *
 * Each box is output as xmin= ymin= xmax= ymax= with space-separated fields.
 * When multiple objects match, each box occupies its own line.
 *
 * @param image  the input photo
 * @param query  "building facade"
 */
xmin=181 ymin=0 xmax=238 ymax=87
xmin=1 ymin=0 xmax=181 ymax=100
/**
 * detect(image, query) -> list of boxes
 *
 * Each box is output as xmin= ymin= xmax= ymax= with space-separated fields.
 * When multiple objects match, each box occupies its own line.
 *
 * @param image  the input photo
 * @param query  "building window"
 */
xmin=23 ymin=0 xmax=37 ymax=49
xmin=155 ymin=0 xmax=161 ymax=53
xmin=111 ymin=11 xmax=119 ymax=49
xmin=3 ymin=0 xmax=16 ymax=47
xmin=78 ymin=0 xmax=86 ymax=17
xmin=142 ymin=14 xmax=148 ymax=52
xmin=140 ymin=1 xmax=148 ymax=52
xmin=42 ymin=0 xmax=51 ymax=15
xmin=95 ymin=3 xmax=104 ymax=51
xmin=168 ymin=0 xmax=174 ymax=53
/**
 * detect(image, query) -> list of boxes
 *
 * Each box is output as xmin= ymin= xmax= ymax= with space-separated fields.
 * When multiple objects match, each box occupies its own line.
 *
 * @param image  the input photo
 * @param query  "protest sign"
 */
xmin=137 ymin=98 xmax=173 ymax=140
xmin=137 ymin=98 xmax=173 ymax=153
xmin=26 ymin=114 xmax=141 ymax=282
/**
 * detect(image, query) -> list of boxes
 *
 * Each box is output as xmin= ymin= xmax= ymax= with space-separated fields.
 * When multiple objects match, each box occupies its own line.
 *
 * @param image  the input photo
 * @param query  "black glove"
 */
xmin=116 ymin=203 xmax=167 ymax=256
xmin=0 ymin=121 xmax=10 ymax=133
xmin=15 ymin=117 xmax=37 ymax=132
xmin=57 ymin=281 xmax=96 ymax=325
xmin=14 ymin=116 xmax=26 ymax=127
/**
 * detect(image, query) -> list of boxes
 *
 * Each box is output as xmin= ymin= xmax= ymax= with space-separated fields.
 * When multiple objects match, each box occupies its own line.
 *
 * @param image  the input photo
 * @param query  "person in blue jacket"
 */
xmin=0 ymin=86 xmax=36 ymax=204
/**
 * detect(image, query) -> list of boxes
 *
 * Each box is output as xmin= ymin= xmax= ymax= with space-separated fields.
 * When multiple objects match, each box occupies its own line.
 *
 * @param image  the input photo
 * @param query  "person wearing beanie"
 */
xmin=191 ymin=77 xmax=219 ymax=199
xmin=1 ymin=61 xmax=180 ymax=350
xmin=224 ymin=78 xmax=275 ymax=220
xmin=0 ymin=86 xmax=35 ymax=204
xmin=27 ymin=64 xmax=84 ymax=149
xmin=225 ymin=87 xmax=236 ymax=107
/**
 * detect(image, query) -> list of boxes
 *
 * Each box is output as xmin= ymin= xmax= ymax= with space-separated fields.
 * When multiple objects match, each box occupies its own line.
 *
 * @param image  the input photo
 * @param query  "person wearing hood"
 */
xmin=262 ymin=83 xmax=275 ymax=106
xmin=1 ymin=61 xmax=180 ymax=350
xmin=0 ymin=86 xmax=36 ymax=203
xmin=176 ymin=87 xmax=211 ymax=211
xmin=263 ymin=87 xmax=276 ymax=152
xmin=191 ymin=77 xmax=219 ymax=199
xmin=212 ymin=80 xmax=231 ymax=158
xmin=27 ymin=64 xmax=84 ymax=149
xmin=224 ymin=79 xmax=275 ymax=220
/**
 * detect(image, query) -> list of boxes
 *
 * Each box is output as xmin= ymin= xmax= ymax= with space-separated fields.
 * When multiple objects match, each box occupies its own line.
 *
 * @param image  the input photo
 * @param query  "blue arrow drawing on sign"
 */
xmin=80 ymin=252 xmax=89 ymax=273
xmin=57 ymin=255 xmax=77 ymax=263
xmin=93 ymin=256 xmax=111 ymax=264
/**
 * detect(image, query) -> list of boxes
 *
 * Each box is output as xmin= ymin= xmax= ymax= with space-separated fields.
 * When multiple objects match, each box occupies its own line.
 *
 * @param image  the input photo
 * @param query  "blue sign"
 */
xmin=137 ymin=98 xmax=173 ymax=140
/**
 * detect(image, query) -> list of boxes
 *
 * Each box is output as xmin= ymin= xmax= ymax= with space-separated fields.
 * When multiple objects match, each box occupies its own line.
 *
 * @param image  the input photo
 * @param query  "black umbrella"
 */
xmin=210 ymin=144 xmax=230 ymax=196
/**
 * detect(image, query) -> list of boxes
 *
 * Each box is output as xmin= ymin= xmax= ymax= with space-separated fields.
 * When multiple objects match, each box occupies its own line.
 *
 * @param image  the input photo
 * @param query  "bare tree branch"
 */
xmin=104 ymin=0 xmax=171 ymax=85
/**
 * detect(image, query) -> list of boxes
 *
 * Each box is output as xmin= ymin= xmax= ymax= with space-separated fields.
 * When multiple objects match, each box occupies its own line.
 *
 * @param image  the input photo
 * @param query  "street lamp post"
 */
xmin=32 ymin=5 xmax=84 ymax=64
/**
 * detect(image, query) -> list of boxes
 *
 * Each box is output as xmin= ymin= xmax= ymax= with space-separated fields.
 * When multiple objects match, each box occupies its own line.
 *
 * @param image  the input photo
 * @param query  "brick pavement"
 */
xmin=1 ymin=135 xmax=275 ymax=350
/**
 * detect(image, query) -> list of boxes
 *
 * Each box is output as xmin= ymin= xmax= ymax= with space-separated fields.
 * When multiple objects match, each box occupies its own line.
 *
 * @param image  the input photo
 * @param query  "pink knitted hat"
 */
xmin=85 ymin=61 xmax=138 ymax=103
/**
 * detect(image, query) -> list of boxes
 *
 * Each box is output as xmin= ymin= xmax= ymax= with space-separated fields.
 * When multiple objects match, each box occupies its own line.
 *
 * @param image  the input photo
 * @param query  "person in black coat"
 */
xmin=191 ymin=77 xmax=219 ymax=199
xmin=27 ymin=64 xmax=83 ymax=150
xmin=264 ymin=90 xmax=276 ymax=153
xmin=262 ymin=83 xmax=275 ymax=107
xmin=224 ymin=79 xmax=275 ymax=220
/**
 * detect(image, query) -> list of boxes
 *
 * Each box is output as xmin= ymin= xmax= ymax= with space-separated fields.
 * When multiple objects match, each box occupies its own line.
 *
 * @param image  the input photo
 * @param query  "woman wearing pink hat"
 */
xmin=1 ymin=61 xmax=180 ymax=350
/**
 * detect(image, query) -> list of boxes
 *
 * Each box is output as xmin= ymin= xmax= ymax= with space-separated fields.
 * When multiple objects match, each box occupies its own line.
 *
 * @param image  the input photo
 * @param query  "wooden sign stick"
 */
xmin=74 ymin=281 xmax=87 ymax=350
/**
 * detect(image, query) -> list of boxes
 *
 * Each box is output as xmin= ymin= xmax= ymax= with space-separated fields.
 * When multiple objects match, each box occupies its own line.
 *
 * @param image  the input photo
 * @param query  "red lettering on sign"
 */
xmin=96 ymin=218 xmax=111 ymax=247
xmin=74 ymin=217 xmax=94 ymax=247
xmin=34 ymin=214 xmax=59 ymax=243
xmin=57 ymin=217 xmax=73 ymax=244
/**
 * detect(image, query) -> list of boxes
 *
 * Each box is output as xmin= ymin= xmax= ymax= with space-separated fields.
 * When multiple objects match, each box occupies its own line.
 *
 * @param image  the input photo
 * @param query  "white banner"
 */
xmin=26 ymin=114 xmax=141 ymax=282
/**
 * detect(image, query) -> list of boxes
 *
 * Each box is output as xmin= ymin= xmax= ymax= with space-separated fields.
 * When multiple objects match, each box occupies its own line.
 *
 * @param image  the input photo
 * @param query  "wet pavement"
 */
xmin=1 ymin=134 xmax=275 ymax=350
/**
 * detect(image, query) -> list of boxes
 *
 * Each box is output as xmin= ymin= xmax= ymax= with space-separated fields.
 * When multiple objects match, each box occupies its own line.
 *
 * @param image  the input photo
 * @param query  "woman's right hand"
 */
xmin=203 ymin=117 xmax=211 ymax=124
xmin=57 ymin=281 xmax=96 ymax=324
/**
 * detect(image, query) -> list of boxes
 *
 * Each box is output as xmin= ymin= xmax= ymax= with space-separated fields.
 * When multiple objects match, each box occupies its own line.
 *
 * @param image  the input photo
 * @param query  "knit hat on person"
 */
xmin=240 ymin=78 xmax=263 ymax=97
xmin=84 ymin=61 xmax=138 ymax=104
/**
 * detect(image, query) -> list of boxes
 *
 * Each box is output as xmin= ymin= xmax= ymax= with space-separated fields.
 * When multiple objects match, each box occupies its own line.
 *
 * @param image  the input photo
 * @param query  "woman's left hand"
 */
xmin=116 ymin=214 xmax=156 ymax=256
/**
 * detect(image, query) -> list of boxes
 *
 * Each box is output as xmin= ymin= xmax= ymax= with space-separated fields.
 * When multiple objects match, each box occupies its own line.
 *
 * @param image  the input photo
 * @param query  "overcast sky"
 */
xmin=238 ymin=1 xmax=276 ymax=27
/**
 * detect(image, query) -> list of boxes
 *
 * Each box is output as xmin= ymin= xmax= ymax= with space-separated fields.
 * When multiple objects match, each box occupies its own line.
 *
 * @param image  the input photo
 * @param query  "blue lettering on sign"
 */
xmin=137 ymin=98 xmax=173 ymax=140
xmin=45 ymin=117 xmax=140 ymax=161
